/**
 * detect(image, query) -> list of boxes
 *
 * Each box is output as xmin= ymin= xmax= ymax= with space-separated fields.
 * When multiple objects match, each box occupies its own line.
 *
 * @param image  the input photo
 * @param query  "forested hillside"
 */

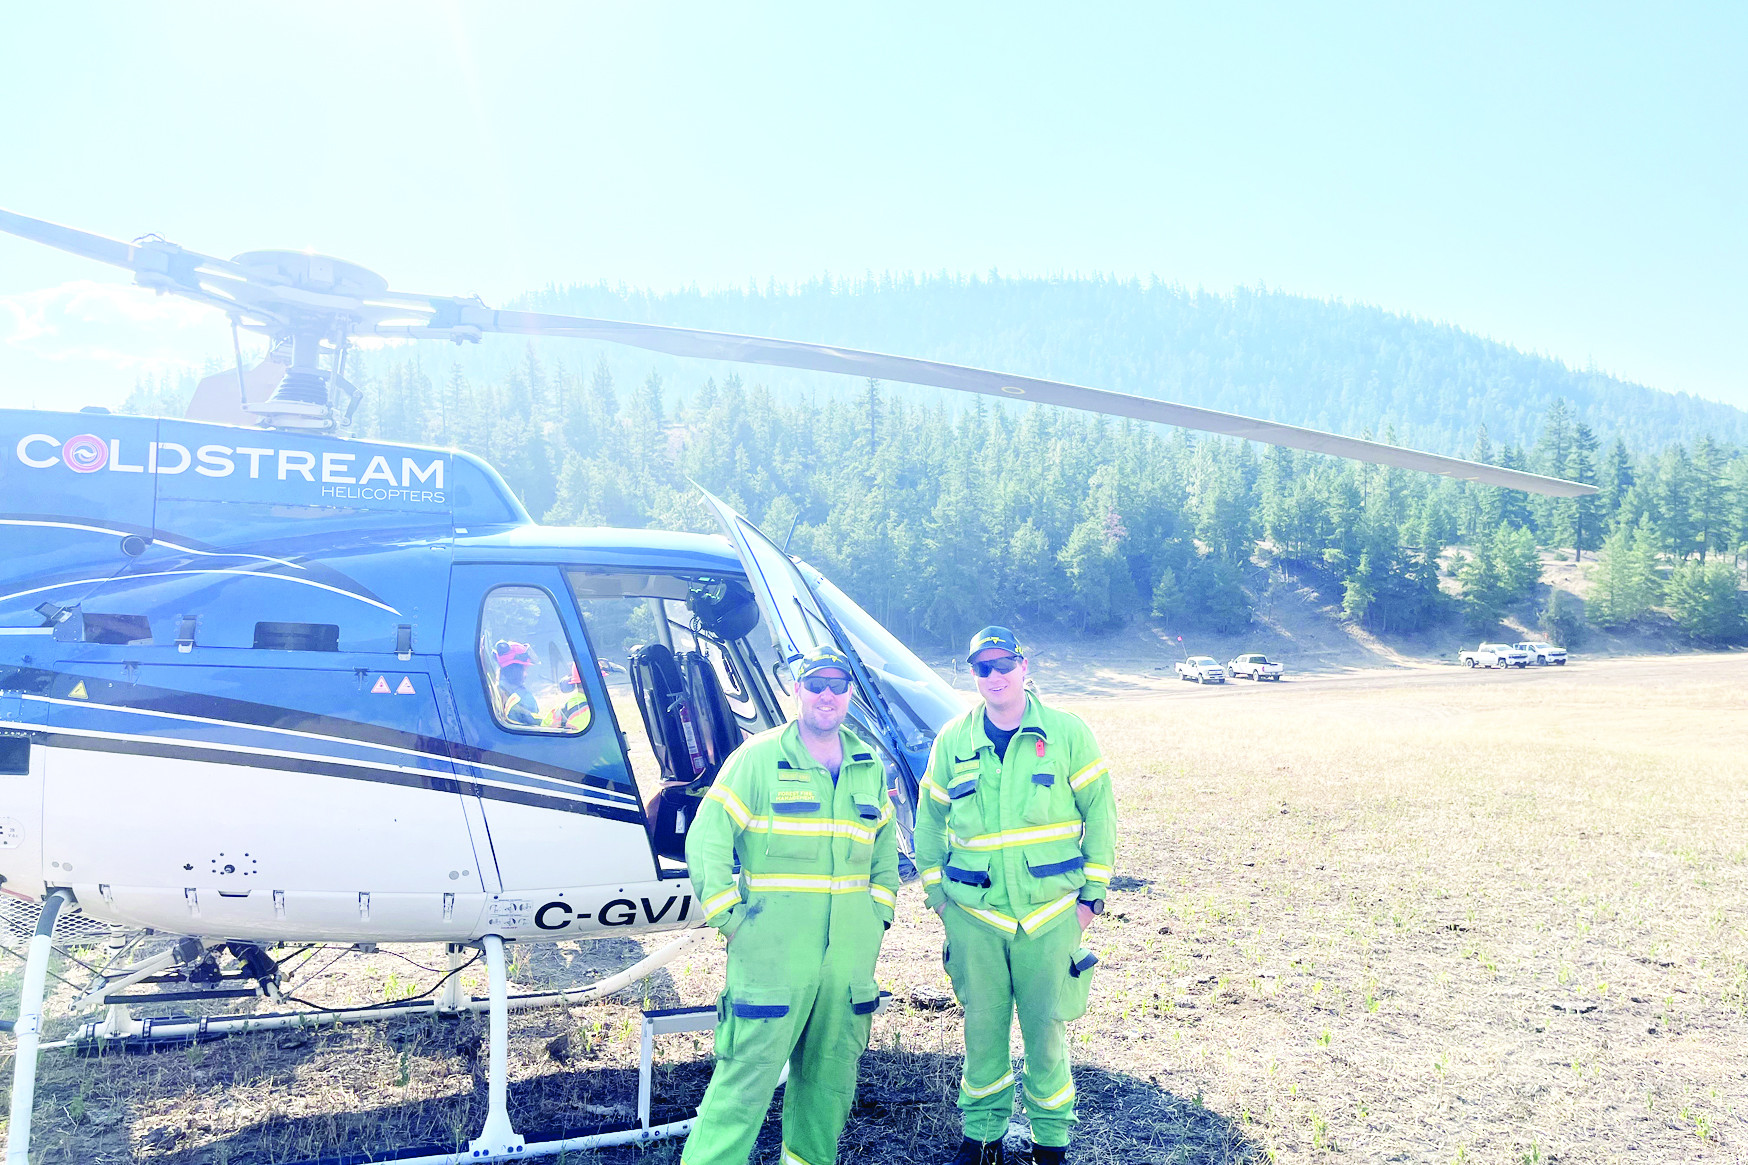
xmin=329 ymin=354 xmax=1748 ymax=649
xmin=121 ymin=278 xmax=1748 ymax=648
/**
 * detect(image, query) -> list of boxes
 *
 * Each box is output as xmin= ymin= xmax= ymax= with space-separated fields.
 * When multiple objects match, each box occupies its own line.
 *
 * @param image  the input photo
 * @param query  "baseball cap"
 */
xmin=965 ymin=626 xmax=1022 ymax=663
xmin=794 ymin=644 xmax=855 ymax=681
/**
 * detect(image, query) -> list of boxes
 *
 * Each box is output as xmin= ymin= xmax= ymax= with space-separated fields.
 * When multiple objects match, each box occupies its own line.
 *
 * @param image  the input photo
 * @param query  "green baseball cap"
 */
xmin=794 ymin=644 xmax=855 ymax=680
xmin=966 ymin=625 xmax=1022 ymax=662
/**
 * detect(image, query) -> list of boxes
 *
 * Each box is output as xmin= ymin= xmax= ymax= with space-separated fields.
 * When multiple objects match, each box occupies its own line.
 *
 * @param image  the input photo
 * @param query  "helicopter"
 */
xmin=0 ymin=208 xmax=1595 ymax=1164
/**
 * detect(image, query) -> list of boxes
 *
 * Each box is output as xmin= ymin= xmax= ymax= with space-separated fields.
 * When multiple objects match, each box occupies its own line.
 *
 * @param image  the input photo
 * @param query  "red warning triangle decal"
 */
xmin=395 ymin=676 xmax=415 ymax=695
xmin=370 ymin=676 xmax=391 ymax=694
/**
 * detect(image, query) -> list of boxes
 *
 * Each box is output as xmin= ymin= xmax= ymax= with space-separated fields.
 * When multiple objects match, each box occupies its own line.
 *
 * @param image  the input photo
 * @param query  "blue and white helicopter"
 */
xmin=0 ymin=209 xmax=1593 ymax=1163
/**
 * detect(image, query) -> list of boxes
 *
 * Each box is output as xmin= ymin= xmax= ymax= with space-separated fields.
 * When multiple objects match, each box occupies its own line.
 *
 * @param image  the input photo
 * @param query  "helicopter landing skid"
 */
xmin=7 ymin=928 xmax=712 ymax=1164
xmin=4 ymin=889 xmax=72 ymax=1165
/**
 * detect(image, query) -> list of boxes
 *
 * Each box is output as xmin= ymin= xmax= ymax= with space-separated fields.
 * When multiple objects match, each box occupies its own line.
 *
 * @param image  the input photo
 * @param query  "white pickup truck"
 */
xmin=1226 ymin=653 xmax=1284 ymax=681
xmin=1459 ymin=643 xmax=1530 ymax=669
xmin=1175 ymin=656 xmax=1227 ymax=684
xmin=1514 ymin=641 xmax=1568 ymax=666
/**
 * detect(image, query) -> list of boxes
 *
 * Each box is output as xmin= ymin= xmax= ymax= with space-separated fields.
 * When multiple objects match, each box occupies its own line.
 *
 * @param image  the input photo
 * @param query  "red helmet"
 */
xmin=494 ymin=641 xmax=533 ymax=669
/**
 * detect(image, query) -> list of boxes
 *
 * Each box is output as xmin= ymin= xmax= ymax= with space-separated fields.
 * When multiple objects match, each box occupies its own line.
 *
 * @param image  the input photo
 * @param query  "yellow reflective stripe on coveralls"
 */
xmin=956 ymin=903 xmax=1019 ymax=935
xmin=869 ymin=884 xmax=897 ymax=909
xmin=700 ymin=886 xmax=743 ymax=922
xmin=1083 ymin=862 xmax=1112 ymax=884
xmin=742 ymin=816 xmax=879 ymax=843
xmin=924 ymin=778 xmax=951 ymax=806
xmin=1025 ymin=1078 xmax=1077 ymax=1110
xmin=950 ymin=820 xmax=1084 ymax=851
xmin=1068 ymin=758 xmax=1109 ymax=791
xmin=952 ymin=893 xmax=1077 ymax=938
xmin=742 ymin=873 xmax=872 ymax=893
xmin=920 ymin=866 xmax=943 ymax=886
xmin=705 ymin=785 xmax=754 ymax=828
xmin=961 ymin=1068 xmax=1016 ymax=1099
xmin=1018 ymin=892 xmax=1080 ymax=934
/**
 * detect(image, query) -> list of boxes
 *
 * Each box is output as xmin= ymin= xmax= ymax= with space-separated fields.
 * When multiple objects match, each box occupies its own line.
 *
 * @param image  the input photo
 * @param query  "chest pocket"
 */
xmin=945 ymin=756 xmax=985 ymax=838
xmin=840 ymin=790 xmax=881 ymax=869
xmin=764 ymin=774 xmax=823 ymax=861
xmin=851 ymin=792 xmax=882 ymax=827
xmin=1023 ymin=760 xmax=1070 ymax=826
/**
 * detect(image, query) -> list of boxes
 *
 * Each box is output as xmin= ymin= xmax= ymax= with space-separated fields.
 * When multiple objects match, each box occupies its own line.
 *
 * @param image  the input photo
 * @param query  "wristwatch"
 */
xmin=1078 ymin=897 xmax=1105 ymax=916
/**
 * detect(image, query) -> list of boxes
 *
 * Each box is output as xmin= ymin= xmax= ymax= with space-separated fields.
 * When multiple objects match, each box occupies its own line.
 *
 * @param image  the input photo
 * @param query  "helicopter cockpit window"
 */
xmin=477 ymin=586 xmax=592 ymax=736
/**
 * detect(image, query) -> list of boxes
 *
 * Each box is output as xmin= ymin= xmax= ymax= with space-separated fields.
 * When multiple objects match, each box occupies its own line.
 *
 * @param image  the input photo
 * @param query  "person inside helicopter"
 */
xmin=491 ymin=640 xmax=544 ymax=727
xmin=543 ymin=662 xmax=593 ymax=732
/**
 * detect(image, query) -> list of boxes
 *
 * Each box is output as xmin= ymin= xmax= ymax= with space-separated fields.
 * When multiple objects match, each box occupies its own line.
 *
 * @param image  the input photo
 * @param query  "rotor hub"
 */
xmin=229 ymin=250 xmax=389 ymax=299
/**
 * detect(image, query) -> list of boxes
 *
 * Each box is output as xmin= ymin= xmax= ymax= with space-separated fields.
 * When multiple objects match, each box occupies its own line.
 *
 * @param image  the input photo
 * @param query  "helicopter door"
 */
xmin=695 ymin=488 xmax=914 ymax=763
xmin=441 ymin=566 xmax=653 ymax=893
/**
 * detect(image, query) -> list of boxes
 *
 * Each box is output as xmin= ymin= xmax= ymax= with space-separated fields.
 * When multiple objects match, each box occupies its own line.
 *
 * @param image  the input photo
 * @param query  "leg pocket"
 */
xmin=848 ymin=980 xmax=880 ymax=1051
xmin=718 ymin=985 xmax=798 ymax=1065
xmin=1054 ymin=947 xmax=1099 ymax=1022
xmin=942 ymin=935 xmax=966 ymax=1006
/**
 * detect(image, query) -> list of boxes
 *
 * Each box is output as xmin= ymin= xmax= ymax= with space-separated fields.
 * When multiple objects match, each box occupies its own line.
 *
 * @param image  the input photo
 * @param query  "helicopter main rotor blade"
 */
xmin=0 ymin=208 xmax=1595 ymax=497
xmin=0 ymin=208 xmax=248 ymax=283
xmin=0 ymin=208 xmax=139 ymax=269
xmin=0 ymin=207 xmax=278 ymax=329
xmin=448 ymin=308 xmax=1595 ymax=498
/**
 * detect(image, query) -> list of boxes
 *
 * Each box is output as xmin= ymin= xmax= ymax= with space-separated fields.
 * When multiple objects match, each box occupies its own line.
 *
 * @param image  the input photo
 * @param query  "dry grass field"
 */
xmin=4 ymin=654 xmax=1746 ymax=1164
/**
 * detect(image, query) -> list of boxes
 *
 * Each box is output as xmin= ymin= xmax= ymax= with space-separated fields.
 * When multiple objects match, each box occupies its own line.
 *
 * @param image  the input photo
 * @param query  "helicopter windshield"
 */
xmin=795 ymin=562 xmax=968 ymax=749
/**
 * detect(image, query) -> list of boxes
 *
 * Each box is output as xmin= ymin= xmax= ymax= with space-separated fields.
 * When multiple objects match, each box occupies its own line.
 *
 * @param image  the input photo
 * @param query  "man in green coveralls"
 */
xmin=915 ymin=627 xmax=1118 ymax=1165
xmin=682 ymin=644 xmax=900 ymax=1165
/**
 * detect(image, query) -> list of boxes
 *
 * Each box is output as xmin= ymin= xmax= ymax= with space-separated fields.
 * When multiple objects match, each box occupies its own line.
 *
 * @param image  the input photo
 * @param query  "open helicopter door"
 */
xmin=627 ymin=639 xmax=740 ymax=861
xmin=696 ymin=487 xmax=951 ymax=857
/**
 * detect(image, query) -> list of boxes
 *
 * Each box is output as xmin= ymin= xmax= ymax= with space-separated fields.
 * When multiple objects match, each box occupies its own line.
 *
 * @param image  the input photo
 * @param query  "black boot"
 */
xmin=1031 ymin=1146 xmax=1068 ymax=1165
xmin=945 ymin=1137 xmax=1007 ymax=1165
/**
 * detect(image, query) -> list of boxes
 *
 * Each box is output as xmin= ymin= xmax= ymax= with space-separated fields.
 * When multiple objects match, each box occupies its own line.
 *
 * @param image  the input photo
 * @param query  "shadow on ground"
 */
xmin=118 ymin=1042 xmax=1260 ymax=1165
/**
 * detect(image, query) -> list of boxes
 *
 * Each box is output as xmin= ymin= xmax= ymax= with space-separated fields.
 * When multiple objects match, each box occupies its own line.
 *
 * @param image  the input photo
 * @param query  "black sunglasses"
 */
xmin=971 ymin=655 xmax=1023 ymax=678
xmin=800 ymin=676 xmax=852 ymax=695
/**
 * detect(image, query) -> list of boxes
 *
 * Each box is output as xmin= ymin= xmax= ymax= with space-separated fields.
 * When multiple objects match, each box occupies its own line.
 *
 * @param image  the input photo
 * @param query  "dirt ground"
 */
xmin=4 ymin=654 xmax=1746 ymax=1163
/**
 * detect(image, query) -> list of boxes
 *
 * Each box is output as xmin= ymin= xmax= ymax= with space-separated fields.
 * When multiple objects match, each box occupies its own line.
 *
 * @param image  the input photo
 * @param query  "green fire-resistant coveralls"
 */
xmin=913 ymin=692 xmax=1117 ymax=1149
xmin=681 ymin=721 xmax=899 ymax=1165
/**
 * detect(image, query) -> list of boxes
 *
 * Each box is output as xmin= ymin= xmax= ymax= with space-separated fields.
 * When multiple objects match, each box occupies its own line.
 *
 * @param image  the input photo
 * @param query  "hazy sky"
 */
xmin=2 ymin=3 xmax=1743 ymax=412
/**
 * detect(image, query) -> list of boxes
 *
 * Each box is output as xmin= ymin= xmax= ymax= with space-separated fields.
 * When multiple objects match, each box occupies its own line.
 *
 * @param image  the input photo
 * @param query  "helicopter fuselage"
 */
xmin=0 ymin=408 xmax=859 ymax=945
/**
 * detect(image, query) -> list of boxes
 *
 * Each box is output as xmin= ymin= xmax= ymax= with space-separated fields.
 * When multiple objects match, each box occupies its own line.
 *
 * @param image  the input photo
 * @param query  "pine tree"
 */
xmin=1589 ymin=519 xmax=1662 ymax=626
xmin=1691 ymin=436 xmax=1727 ymax=561
xmin=1564 ymin=422 xmax=1600 ymax=559
xmin=1665 ymin=559 xmax=1747 ymax=643
xmin=1597 ymin=437 xmax=1633 ymax=530
xmin=1457 ymin=543 xmax=1503 ymax=631
xmin=1655 ymin=445 xmax=1696 ymax=559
